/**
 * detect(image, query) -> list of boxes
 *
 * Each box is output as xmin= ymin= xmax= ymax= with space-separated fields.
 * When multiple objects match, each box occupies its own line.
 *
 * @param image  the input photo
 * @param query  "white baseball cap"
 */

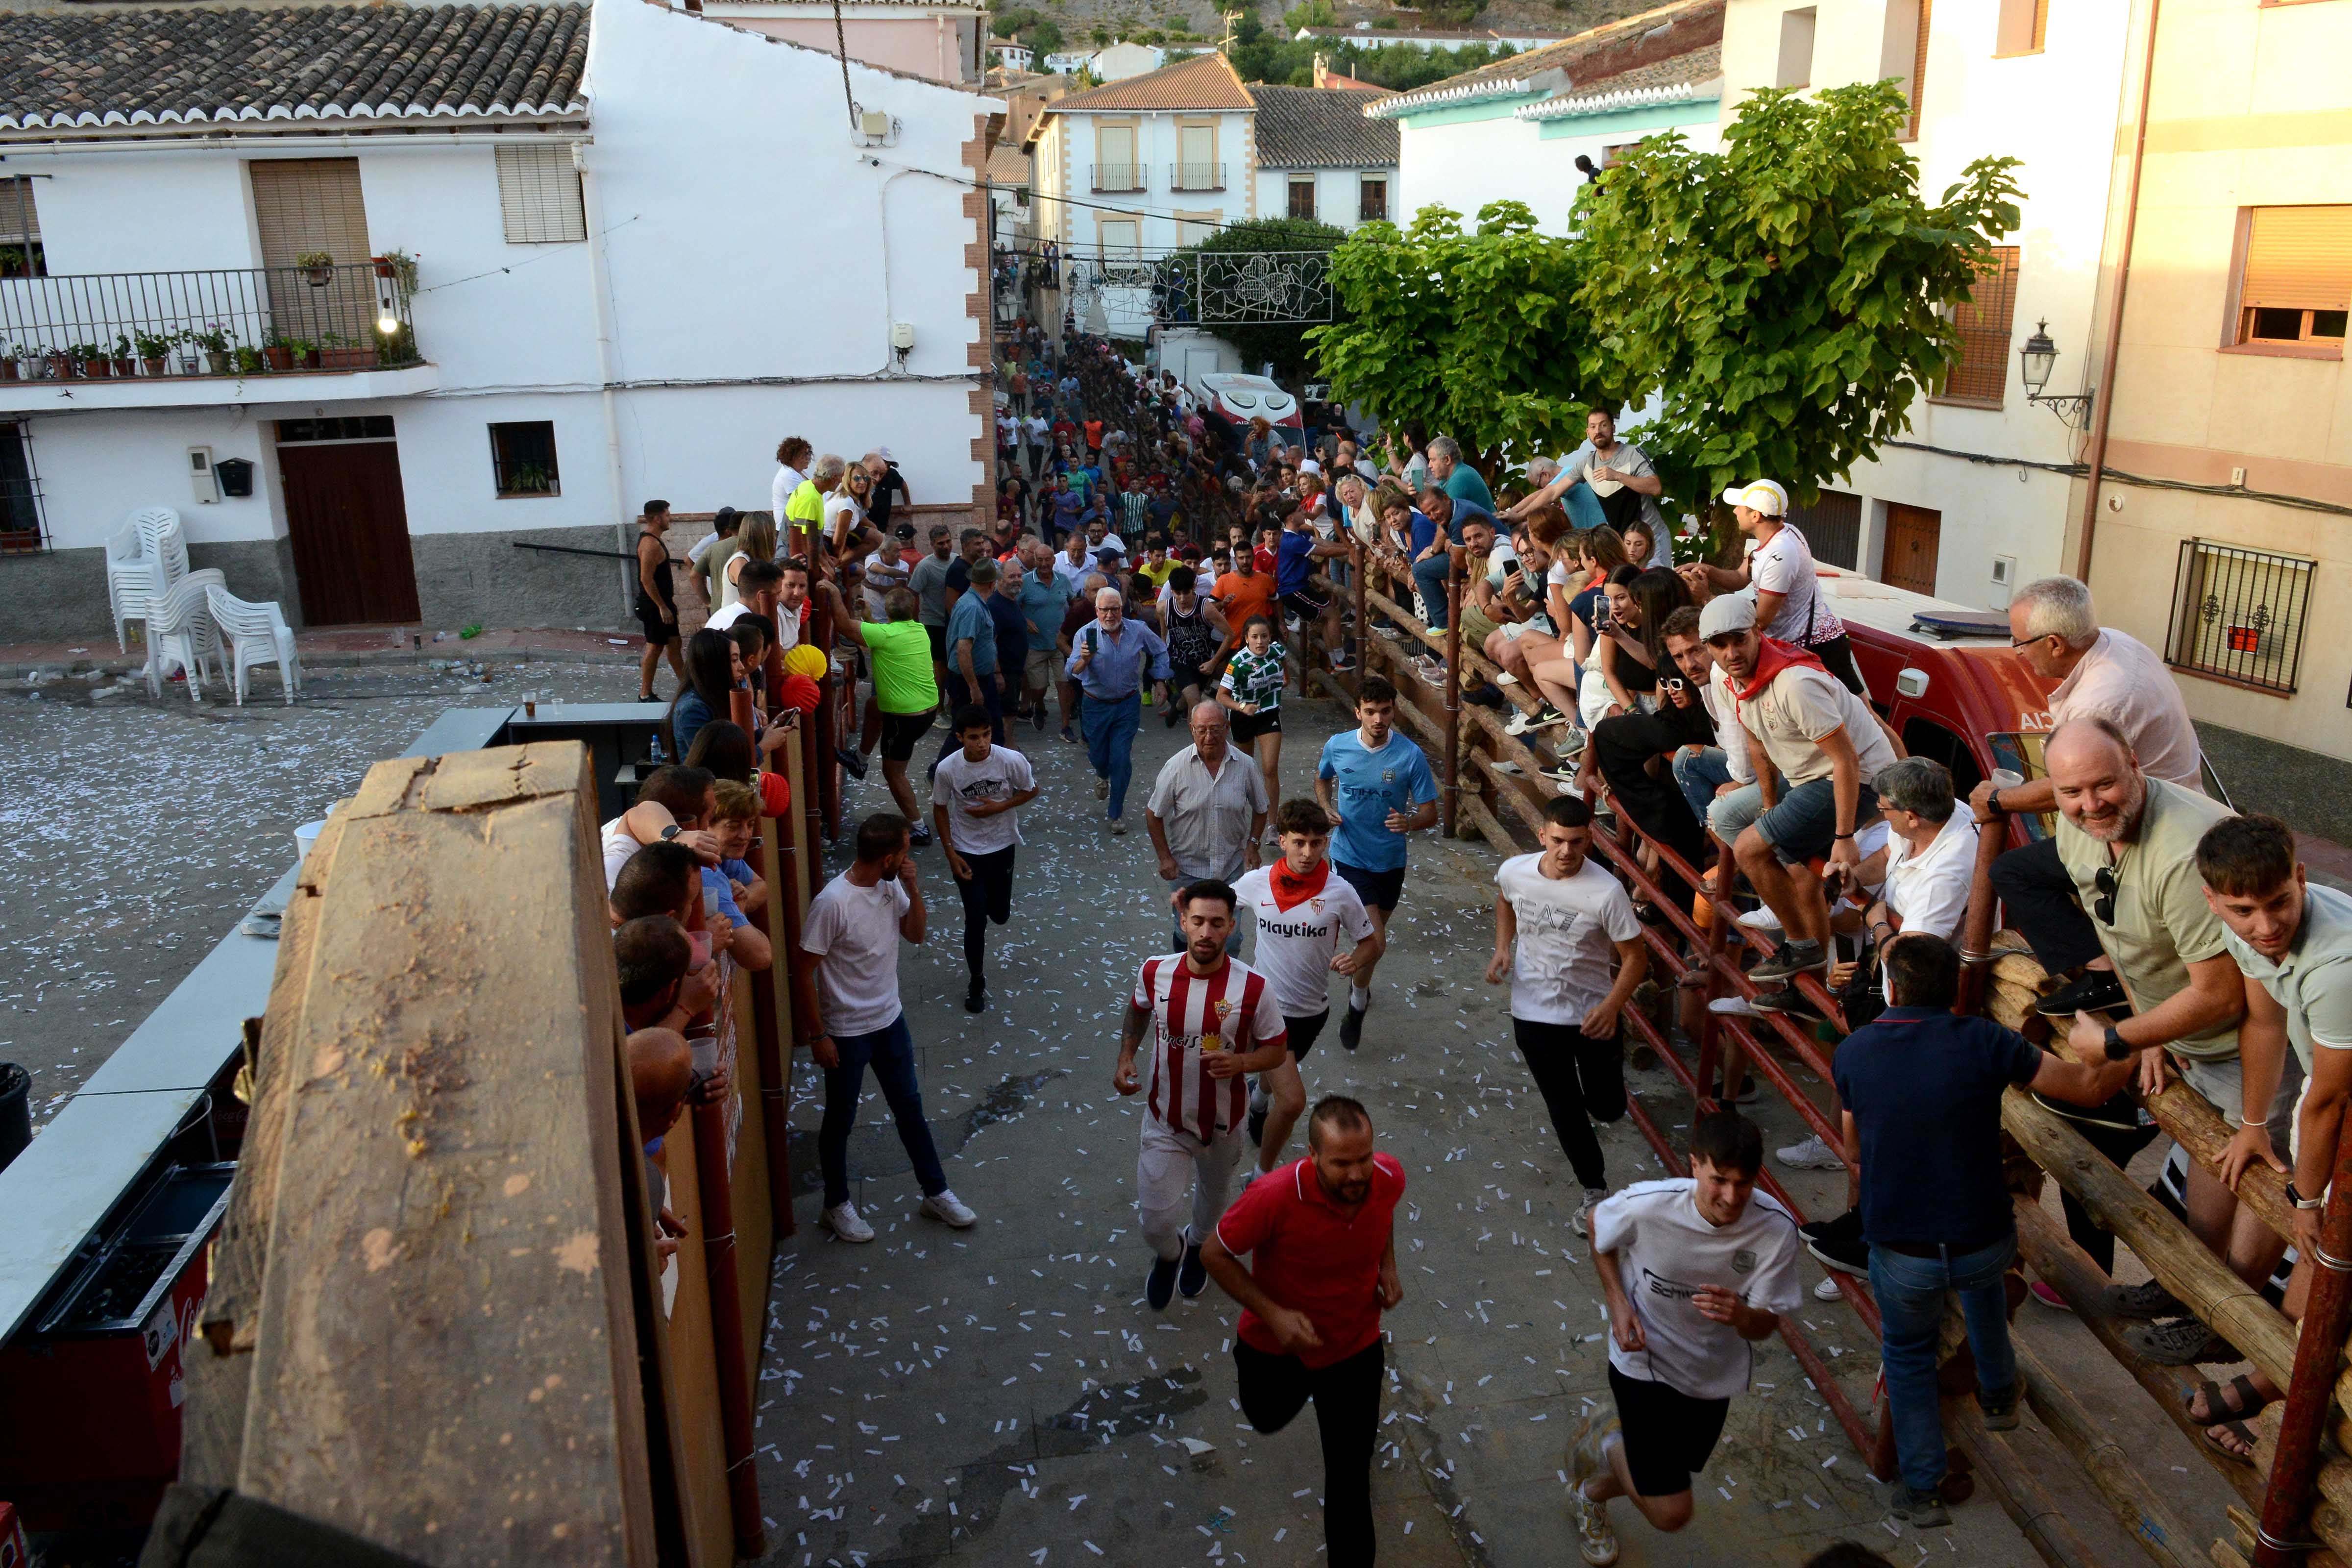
xmin=1719 ymin=479 xmax=1788 ymax=516
xmin=1697 ymin=592 xmax=1758 ymax=641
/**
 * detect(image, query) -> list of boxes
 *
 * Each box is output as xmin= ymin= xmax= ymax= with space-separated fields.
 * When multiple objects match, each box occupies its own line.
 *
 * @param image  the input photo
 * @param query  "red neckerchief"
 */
xmin=1732 ymin=636 xmax=1829 ymax=713
xmin=1269 ymin=859 xmax=1330 ymax=912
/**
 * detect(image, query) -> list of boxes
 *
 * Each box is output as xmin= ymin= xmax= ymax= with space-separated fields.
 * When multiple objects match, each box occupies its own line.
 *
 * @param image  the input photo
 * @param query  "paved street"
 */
xmin=765 ymin=683 xmax=2238 ymax=1568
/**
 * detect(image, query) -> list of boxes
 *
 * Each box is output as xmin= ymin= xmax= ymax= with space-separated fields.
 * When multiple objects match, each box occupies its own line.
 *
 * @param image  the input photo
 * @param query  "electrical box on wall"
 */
xmin=187 ymin=446 xmax=218 ymax=504
xmin=212 ymin=458 xmax=254 ymax=499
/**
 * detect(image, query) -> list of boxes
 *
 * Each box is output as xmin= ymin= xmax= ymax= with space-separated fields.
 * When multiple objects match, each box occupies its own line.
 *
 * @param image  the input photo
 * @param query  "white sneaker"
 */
xmin=1494 ymin=671 xmax=1519 ymax=687
xmin=1708 ymin=994 xmax=1764 ymax=1019
xmin=1505 ymin=707 xmax=1568 ymax=737
xmin=820 ymin=1201 xmax=876 ymax=1243
xmin=1573 ymin=1186 xmax=1609 ymax=1237
xmin=1813 ymin=1274 xmax=1846 ymax=1302
xmin=920 ymin=1189 xmax=978 ymax=1228
xmin=1777 ymin=1134 xmax=1846 ymax=1172
xmin=1736 ymin=905 xmax=1784 ymax=931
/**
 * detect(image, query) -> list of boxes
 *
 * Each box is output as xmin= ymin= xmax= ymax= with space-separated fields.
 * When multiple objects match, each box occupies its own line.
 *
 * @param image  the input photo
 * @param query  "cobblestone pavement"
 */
xmin=760 ymin=687 xmax=2231 ymax=1568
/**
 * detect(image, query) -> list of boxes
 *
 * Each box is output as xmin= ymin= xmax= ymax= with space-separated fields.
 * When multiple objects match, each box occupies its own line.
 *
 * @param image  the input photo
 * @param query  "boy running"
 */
xmin=1235 ymin=799 xmax=1383 ymax=1170
xmin=1316 ymin=674 xmax=1441 ymax=1050
xmin=1116 ymin=880 xmax=1290 ymax=1311
xmin=1487 ymin=792 xmax=1647 ymax=1233
xmin=931 ymin=703 xmax=1039 ymax=1016
xmin=1570 ymin=1111 xmax=1802 ymax=1566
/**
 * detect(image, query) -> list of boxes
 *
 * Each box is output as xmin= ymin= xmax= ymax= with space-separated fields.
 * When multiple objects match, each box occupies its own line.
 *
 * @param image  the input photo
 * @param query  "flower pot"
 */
xmin=141 ymin=357 xmax=168 ymax=377
xmin=111 ymin=357 xmax=136 ymax=377
xmin=81 ymin=359 xmax=111 ymax=378
xmin=0 ymin=360 xmax=17 ymax=382
xmin=302 ymin=264 xmax=333 ymax=287
xmin=43 ymin=353 xmax=69 ymax=379
xmin=318 ymin=345 xmax=378 ymax=370
xmin=300 ymin=348 xmax=322 ymax=370
xmin=261 ymin=346 xmax=295 ymax=371
xmin=205 ymin=350 xmax=231 ymax=375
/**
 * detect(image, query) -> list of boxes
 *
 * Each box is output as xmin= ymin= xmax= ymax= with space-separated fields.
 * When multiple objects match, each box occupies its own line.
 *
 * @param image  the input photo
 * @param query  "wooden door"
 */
xmin=279 ymin=441 xmax=420 ymax=625
xmin=1882 ymin=502 xmax=1942 ymax=597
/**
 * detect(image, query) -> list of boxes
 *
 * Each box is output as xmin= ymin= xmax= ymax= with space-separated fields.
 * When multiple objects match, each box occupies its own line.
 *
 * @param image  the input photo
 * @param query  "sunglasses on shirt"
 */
xmin=2094 ymin=865 xmax=2117 ymax=926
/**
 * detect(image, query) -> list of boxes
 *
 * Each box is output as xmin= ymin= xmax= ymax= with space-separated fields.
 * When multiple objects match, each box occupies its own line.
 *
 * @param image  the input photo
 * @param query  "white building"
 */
xmin=1248 ymin=85 xmax=1400 ymax=230
xmin=1716 ymin=0 xmax=2131 ymax=601
xmin=991 ymin=43 xmax=1035 ymax=71
xmin=1371 ymin=0 xmax=1724 ymax=237
xmin=1028 ymin=52 xmax=1260 ymax=257
xmin=1090 ymin=42 xmax=1169 ymax=81
xmin=0 ymin=0 xmax=1001 ymax=637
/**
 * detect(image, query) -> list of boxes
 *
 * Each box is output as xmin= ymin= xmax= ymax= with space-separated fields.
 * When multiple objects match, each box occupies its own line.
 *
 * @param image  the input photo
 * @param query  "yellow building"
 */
xmin=2070 ymin=0 xmax=2351 ymax=781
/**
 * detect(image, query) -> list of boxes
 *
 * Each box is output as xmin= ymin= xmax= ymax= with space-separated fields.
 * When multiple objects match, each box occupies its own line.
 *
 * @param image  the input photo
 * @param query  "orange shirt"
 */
xmin=1215 ymin=568 xmax=1277 ymax=632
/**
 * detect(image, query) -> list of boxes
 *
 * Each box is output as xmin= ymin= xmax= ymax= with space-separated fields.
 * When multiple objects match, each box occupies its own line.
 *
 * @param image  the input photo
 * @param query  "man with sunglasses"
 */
xmin=2039 ymin=716 xmax=2278 ymax=1366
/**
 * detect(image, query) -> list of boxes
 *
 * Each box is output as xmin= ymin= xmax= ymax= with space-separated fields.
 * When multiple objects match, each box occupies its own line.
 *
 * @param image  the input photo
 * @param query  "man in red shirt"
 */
xmin=1203 ymin=1095 xmax=1403 ymax=1568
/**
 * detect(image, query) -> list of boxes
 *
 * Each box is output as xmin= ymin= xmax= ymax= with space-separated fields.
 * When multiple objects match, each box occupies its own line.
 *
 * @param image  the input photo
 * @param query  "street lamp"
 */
xmin=2018 ymin=318 xmax=2094 ymax=428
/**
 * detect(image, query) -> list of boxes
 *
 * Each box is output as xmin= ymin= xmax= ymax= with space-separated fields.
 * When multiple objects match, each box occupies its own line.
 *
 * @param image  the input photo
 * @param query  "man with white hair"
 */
xmin=1424 ymin=436 xmax=1494 ymax=515
xmin=1068 ymin=585 xmax=1172 ymax=834
xmin=1147 ymin=702 xmax=1269 ymax=951
xmin=1678 ymin=480 xmax=1862 ymax=695
xmin=1978 ymin=575 xmax=2207 ymax=1018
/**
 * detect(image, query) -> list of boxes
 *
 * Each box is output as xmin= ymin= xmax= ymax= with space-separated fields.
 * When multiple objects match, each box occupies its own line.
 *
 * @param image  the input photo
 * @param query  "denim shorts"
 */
xmin=1753 ymin=778 xmax=1878 ymax=865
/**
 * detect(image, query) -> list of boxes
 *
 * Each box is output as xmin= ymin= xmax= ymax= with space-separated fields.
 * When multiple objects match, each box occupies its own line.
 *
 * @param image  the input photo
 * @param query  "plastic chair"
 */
xmin=145 ymin=569 xmax=225 ymax=701
xmin=103 ymin=508 xmax=187 ymax=652
xmin=204 ymin=584 xmax=303 ymax=706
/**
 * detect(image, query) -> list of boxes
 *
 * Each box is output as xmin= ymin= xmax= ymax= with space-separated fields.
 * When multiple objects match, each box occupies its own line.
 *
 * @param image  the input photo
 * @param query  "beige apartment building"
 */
xmin=2068 ymin=0 xmax=2352 ymax=783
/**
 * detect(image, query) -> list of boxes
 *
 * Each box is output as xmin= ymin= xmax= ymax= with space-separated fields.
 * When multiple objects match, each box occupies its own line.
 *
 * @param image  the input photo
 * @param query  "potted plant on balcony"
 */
xmin=297 ymin=251 xmax=336 ymax=287
xmin=67 ymin=342 xmax=106 ymax=377
xmin=192 ymin=323 xmax=233 ymax=376
xmin=0 ymin=345 xmax=19 ymax=382
xmin=134 ymin=329 xmax=180 ymax=377
xmin=316 ymin=330 xmax=377 ymax=371
xmin=260 ymin=330 xmax=299 ymax=372
xmin=234 ymin=343 xmax=265 ymax=376
xmin=108 ymin=334 xmax=137 ymax=378
xmin=40 ymin=346 xmax=68 ymax=379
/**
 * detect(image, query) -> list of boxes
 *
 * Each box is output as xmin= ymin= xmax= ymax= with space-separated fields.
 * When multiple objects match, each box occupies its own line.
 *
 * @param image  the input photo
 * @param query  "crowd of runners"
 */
xmin=599 ymin=319 xmax=2350 ymax=1568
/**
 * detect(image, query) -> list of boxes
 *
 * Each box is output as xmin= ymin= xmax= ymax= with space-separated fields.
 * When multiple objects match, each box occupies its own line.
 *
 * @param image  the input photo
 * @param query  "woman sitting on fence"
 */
xmin=1549 ymin=567 xmax=1690 ymax=793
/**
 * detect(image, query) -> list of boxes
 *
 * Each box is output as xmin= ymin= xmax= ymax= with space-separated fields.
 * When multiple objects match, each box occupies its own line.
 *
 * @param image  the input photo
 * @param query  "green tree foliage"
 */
xmin=1307 ymin=203 xmax=1629 ymax=478
xmin=1226 ymin=35 xmax=1516 ymax=90
xmin=1024 ymin=16 xmax=1064 ymax=52
xmin=1167 ymin=217 xmax=1349 ymax=385
xmin=1569 ymin=81 xmax=2021 ymax=525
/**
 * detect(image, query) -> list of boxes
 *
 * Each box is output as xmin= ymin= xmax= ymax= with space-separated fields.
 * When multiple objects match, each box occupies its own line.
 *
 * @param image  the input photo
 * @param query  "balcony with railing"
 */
xmin=1170 ymin=162 xmax=1226 ymax=193
xmin=1090 ymin=162 xmax=1146 ymax=194
xmin=0 ymin=263 xmax=433 ymax=412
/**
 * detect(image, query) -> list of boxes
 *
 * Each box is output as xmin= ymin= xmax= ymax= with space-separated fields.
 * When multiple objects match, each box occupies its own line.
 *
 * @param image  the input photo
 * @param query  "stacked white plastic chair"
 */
xmin=204 ymin=584 xmax=304 ymax=706
xmin=103 ymin=507 xmax=189 ymax=652
xmin=144 ymin=569 xmax=226 ymax=701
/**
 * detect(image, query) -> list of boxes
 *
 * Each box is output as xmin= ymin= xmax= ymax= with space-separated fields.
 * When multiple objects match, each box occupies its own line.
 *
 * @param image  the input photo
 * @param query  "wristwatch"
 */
xmin=658 ymin=823 xmax=682 ymax=842
xmin=2101 ymin=1024 xmax=2130 ymax=1061
xmin=2287 ymin=1179 xmax=2326 ymax=1212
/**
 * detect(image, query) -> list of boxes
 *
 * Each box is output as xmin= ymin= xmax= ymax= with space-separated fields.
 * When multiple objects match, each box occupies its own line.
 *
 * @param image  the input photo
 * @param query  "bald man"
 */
xmin=1067 ymin=585 xmax=1172 ymax=833
xmin=2040 ymin=716 xmax=2281 ymax=1364
xmin=1148 ymin=702 xmax=1270 ymax=951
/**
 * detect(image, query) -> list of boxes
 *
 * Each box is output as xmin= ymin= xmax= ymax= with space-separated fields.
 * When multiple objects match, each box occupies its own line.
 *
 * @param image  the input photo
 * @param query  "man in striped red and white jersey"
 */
xmin=1116 ymin=877 xmax=1291 ymax=1312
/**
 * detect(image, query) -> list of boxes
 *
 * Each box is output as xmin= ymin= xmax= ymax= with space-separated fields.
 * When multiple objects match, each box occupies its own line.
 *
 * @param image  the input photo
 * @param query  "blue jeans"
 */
xmin=1671 ymin=746 xmax=1734 ymax=827
xmin=1411 ymin=554 xmax=1451 ymax=630
xmin=818 ymin=1012 xmax=947 ymax=1208
xmin=1868 ymin=1232 xmax=2019 ymax=1493
xmin=1082 ymin=691 xmax=1142 ymax=818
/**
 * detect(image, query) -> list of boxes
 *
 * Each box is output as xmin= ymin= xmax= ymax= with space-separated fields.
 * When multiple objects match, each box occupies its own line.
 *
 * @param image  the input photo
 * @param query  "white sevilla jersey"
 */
xmin=1132 ymin=955 xmax=1287 ymax=1141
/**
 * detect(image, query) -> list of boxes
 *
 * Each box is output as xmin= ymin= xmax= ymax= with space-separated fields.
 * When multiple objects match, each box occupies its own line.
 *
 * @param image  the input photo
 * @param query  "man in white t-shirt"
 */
xmin=1505 ymin=410 xmax=1671 ymax=566
xmin=1234 ymin=798 xmax=1382 ymax=1172
xmin=1678 ymin=480 xmax=1863 ymax=695
xmin=1700 ymin=593 xmax=1895 ymax=1003
xmin=1487 ymin=792 xmax=1646 ymax=1235
xmin=794 ymin=812 xmax=979 ymax=1244
xmin=1115 ymin=880 xmax=1291 ymax=1311
xmin=704 ymin=558 xmax=807 ymax=653
xmin=1569 ymin=1111 xmax=1803 ymax=1567
xmin=931 ymin=702 xmax=1039 ymax=1015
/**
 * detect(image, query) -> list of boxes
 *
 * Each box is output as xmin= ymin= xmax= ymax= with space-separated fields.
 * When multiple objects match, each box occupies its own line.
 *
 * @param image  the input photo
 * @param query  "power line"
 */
xmin=1881 ymin=438 xmax=2352 ymax=519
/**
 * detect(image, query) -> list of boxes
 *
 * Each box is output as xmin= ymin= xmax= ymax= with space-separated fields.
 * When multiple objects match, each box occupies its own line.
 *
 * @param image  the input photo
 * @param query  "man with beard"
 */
xmin=1201 ymin=1096 xmax=1403 ymax=1568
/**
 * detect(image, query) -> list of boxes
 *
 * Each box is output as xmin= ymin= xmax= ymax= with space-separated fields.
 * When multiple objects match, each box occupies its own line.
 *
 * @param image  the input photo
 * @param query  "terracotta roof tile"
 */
xmin=1366 ymin=0 xmax=1721 ymax=118
xmin=0 ymin=4 xmax=590 ymax=132
xmin=1247 ymin=84 xmax=1397 ymax=169
xmin=1045 ymin=50 xmax=1251 ymax=113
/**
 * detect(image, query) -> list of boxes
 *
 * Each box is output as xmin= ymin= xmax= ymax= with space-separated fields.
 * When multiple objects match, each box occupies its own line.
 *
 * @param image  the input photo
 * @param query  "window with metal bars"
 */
xmin=1933 ymin=245 xmax=2020 ymax=407
xmin=490 ymin=420 xmax=561 ymax=497
xmin=0 ymin=178 xmax=44 ymax=279
xmin=2165 ymin=539 xmax=2313 ymax=694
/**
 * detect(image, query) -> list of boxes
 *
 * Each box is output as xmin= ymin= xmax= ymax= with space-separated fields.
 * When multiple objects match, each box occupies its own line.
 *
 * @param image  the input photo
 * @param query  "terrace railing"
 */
xmin=0 ymin=264 xmax=419 ymax=383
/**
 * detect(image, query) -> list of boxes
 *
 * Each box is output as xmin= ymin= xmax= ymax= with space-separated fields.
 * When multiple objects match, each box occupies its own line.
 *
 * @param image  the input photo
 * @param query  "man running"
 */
xmin=1488 ymin=793 xmax=1647 ymax=1234
xmin=819 ymin=582 xmax=938 ymax=843
xmin=795 ymin=813 xmax=978 ymax=1242
xmin=1569 ymin=1111 xmax=1802 ymax=1566
xmin=1116 ymin=880 xmax=1290 ymax=1310
xmin=1068 ymin=585 xmax=1172 ymax=835
xmin=1235 ymin=799 xmax=1382 ymax=1171
xmin=932 ymin=703 xmax=1038 ymax=1015
xmin=1315 ymin=674 xmax=1440 ymax=1049
xmin=1201 ymin=1095 xmax=1404 ymax=1568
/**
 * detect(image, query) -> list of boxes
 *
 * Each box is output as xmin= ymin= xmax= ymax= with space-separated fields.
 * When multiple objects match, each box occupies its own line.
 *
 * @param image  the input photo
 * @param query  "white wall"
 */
xmin=1251 ymin=165 xmax=1396 ymax=229
xmin=1395 ymin=113 xmax=1589 ymax=232
xmin=1044 ymin=108 xmax=1255 ymax=252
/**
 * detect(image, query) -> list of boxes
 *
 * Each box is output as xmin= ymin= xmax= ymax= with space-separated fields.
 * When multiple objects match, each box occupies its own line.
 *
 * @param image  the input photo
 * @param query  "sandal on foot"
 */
xmin=2203 ymin=1419 xmax=2259 ymax=1468
xmin=2188 ymin=1373 xmax=2268 ymax=1426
